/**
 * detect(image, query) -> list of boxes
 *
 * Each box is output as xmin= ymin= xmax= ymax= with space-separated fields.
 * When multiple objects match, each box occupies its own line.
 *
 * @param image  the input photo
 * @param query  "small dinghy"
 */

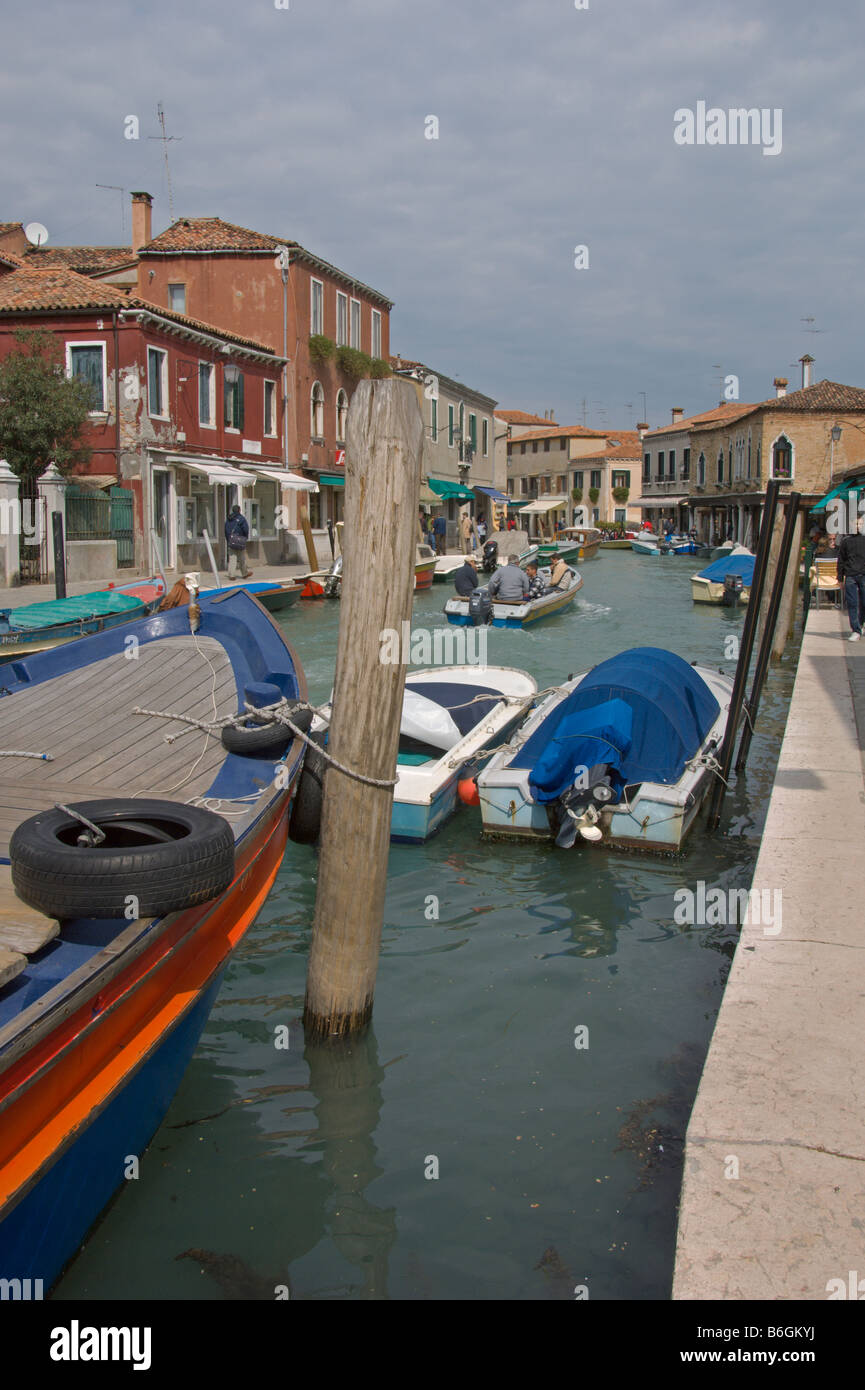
xmin=0 ymin=588 xmax=308 ymax=1289
xmin=201 ymin=577 xmax=303 ymax=612
xmin=476 ymin=647 xmax=732 ymax=852
xmin=0 ymin=585 xmax=158 ymax=661
xmin=308 ymin=666 xmax=537 ymax=842
xmin=444 ymin=566 xmax=582 ymax=628
xmin=691 ymin=547 xmax=755 ymax=605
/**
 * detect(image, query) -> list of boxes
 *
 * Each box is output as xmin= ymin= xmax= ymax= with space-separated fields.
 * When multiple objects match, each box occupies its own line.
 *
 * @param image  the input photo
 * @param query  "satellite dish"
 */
xmin=24 ymin=222 xmax=49 ymax=247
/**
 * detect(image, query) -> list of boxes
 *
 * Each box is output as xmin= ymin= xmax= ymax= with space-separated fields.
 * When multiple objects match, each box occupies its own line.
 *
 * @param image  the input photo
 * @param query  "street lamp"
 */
xmin=224 ymin=363 xmax=240 ymax=386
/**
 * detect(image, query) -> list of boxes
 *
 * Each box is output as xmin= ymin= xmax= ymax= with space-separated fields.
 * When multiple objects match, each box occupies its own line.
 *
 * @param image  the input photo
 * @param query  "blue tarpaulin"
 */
xmin=696 ymin=553 xmax=756 ymax=585
xmin=517 ymin=647 xmax=721 ymax=798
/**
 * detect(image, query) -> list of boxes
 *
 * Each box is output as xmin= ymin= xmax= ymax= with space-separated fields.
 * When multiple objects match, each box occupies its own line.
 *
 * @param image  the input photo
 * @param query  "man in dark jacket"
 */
xmin=837 ymin=522 xmax=865 ymax=640
xmin=225 ymin=504 xmax=252 ymax=579
xmin=433 ymin=514 xmax=447 ymax=556
xmin=453 ymin=555 xmax=479 ymax=596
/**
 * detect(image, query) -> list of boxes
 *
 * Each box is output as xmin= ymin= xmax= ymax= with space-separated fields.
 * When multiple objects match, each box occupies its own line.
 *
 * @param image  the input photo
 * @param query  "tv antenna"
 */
xmin=23 ymin=222 xmax=49 ymax=247
xmin=95 ymin=185 xmax=127 ymax=236
xmin=148 ymin=103 xmax=182 ymax=221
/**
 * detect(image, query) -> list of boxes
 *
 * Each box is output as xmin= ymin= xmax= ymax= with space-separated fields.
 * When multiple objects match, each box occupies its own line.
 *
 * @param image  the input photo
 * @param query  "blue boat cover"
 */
xmin=696 ymin=553 xmax=756 ymax=584
xmin=516 ymin=647 xmax=721 ymax=797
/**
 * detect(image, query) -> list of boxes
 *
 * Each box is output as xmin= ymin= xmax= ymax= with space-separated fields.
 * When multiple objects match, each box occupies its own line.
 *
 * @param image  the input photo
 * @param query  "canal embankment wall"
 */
xmin=674 ymin=604 xmax=865 ymax=1300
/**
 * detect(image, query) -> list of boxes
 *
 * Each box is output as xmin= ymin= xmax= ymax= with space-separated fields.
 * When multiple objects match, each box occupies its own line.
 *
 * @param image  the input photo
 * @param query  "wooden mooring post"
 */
xmin=303 ymin=378 xmax=423 ymax=1042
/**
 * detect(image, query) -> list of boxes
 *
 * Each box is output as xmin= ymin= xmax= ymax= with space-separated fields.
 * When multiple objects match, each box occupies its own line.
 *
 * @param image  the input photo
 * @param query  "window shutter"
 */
xmin=236 ymin=373 xmax=245 ymax=430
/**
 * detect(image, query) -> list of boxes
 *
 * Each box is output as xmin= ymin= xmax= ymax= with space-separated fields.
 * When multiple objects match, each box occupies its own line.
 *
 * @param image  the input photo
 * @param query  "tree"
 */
xmin=0 ymin=329 xmax=93 ymax=487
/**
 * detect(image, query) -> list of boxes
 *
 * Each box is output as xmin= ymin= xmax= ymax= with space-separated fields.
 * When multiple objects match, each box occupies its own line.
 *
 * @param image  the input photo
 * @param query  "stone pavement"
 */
xmin=673 ymin=603 xmax=865 ymax=1300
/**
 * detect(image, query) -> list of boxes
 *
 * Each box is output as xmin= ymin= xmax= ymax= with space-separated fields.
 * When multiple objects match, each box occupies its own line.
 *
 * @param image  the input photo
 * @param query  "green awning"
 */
xmin=810 ymin=479 xmax=859 ymax=512
xmin=507 ymin=499 xmax=529 ymax=508
xmin=319 ymin=474 xmax=345 ymax=488
xmin=427 ymin=477 xmax=475 ymax=501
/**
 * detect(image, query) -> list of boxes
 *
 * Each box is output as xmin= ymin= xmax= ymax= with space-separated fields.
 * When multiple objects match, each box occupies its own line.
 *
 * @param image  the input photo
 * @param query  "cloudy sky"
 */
xmin=3 ymin=0 xmax=862 ymax=430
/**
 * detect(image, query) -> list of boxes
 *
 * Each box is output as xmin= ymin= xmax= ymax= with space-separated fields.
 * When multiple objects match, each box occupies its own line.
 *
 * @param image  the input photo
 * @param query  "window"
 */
xmin=747 ymin=433 xmax=752 ymax=478
xmin=311 ymin=279 xmax=324 ymax=335
xmin=590 ymin=470 xmax=602 ymax=489
xmin=168 ymin=284 xmax=186 ymax=314
xmin=728 ymin=446 xmax=733 ymax=481
xmin=336 ymin=293 xmax=348 ymax=346
xmin=336 ymin=388 xmax=348 ymax=442
xmin=371 ymin=309 xmax=382 ymax=359
xmin=771 ymin=435 xmax=793 ymax=480
xmin=544 ymin=439 xmax=550 ymax=452
xmin=223 ymin=370 xmax=245 ymax=431
xmin=147 ymin=346 xmax=168 ymax=418
xmin=668 ymin=449 xmax=676 ymax=478
xmin=557 ymin=474 xmax=567 ymax=492
xmin=350 ymin=299 xmax=361 ymax=348
xmin=612 ymin=471 xmax=629 ymax=489
xmin=482 ymin=418 xmax=489 ymax=456
xmin=520 ymin=442 xmax=526 ymax=455
xmin=716 ymin=451 xmax=724 ymax=484
xmin=469 ymin=413 xmax=477 ymax=455
xmin=756 ymin=443 xmax=761 ymax=478
xmin=682 ymin=447 xmax=690 ymax=480
xmin=532 ymin=442 xmax=538 ymax=453
xmin=431 ymin=397 xmax=438 ymax=442
xmin=698 ymin=453 xmax=706 ymax=486
xmin=448 ymin=404 xmax=455 ymax=447
xmin=264 ymin=380 xmax=277 ymax=436
xmin=198 ymin=362 xmax=215 ymax=426
xmin=520 ymin=476 xmax=528 ymax=496
xmin=656 ymin=451 xmax=665 ymax=480
xmin=311 ymin=381 xmax=325 ymax=439
xmin=643 ymin=452 xmax=651 ymax=481
xmin=573 ymin=471 xmax=584 ymax=489
xmin=67 ymin=342 xmax=106 ymax=412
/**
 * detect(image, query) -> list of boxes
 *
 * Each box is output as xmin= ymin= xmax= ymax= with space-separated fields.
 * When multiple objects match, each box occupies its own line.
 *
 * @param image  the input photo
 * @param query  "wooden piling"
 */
xmin=299 ymin=497 xmax=319 ymax=573
xmin=771 ymin=507 xmax=804 ymax=659
xmin=303 ymin=378 xmax=424 ymax=1042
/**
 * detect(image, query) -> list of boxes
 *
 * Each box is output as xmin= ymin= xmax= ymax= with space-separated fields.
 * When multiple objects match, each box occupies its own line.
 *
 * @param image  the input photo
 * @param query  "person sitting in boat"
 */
xmin=453 ymin=555 xmax=480 ymax=597
xmin=488 ymin=554 xmax=530 ymax=602
xmin=548 ymin=556 xmax=572 ymax=589
xmin=525 ymin=560 xmax=546 ymax=600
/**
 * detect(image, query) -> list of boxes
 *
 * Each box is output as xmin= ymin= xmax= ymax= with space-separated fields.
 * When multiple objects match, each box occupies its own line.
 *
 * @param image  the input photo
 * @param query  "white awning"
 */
xmin=521 ymin=496 xmax=569 ymax=514
xmin=173 ymin=458 xmax=250 ymax=486
xmin=632 ymin=495 xmax=688 ymax=507
xmin=242 ymin=467 xmax=319 ymax=491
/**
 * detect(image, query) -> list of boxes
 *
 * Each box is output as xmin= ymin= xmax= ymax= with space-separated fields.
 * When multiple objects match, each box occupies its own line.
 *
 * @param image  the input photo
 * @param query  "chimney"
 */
xmin=800 ymin=354 xmax=814 ymax=389
xmin=671 ymin=407 xmax=684 ymax=424
xmin=773 ymin=376 xmax=788 ymax=399
xmin=637 ymin=422 xmax=649 ymax=439
xmin=131 ymin=191 xmax=153 ymax=253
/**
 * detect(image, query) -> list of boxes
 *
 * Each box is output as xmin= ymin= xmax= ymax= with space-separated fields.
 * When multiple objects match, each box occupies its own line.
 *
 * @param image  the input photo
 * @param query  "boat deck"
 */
xmin=0 ymin=636 xmax=238 ymax=861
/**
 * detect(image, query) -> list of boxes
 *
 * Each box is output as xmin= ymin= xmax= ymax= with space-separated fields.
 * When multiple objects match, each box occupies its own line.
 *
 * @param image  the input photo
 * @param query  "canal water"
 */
xmin=55 ymin=552 xmax=800 ymax=1301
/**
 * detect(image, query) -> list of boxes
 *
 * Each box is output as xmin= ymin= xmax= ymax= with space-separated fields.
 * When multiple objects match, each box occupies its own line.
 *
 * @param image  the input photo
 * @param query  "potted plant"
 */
xmin=588 ymin=487 xmax=600 ymax=505
xmin=612 ymin=486 xmax=629 ymax=503
xmin=572 ymin=487 xmax=583 ymax=502
xmin=309 ymin=334 xmax=336 ymax=365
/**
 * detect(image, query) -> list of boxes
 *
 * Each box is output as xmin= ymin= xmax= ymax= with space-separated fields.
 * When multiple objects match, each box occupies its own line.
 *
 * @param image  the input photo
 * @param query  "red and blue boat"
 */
xmin=0 ymin=587 xmax=307 ymax=1291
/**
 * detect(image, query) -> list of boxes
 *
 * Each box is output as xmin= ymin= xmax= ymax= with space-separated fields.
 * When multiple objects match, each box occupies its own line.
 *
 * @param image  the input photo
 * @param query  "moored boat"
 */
xmin=536 ymin=539 xmax=582 ymax=565
xmin=444 ymin=565 xmax=583 ymax=628
xmin=691 ymin=548 xmax=755 ymax=605
xmin=0 ymin=579 xmax=164 ymax=661
xmin=0 ymin=588 xmax=308 ymax=1290
xmin=201 ymin=577 xmax=304 ymax=612
xmin=476 ymin=647 xmax=732 ymax=851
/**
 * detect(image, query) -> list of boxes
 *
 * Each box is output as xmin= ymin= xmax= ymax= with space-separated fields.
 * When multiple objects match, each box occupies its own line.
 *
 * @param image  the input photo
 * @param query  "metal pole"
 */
xmin=705 ymin=479 xmax=781 ymax=831
xmin=735 ymin=494 xmax=801 ymax=771
xmin=51 ymin=511 xmax=66 ymax=600
xmin=149 ymin=527 xmax=169 ymax=596
xmin=201 ymin=528 xmax=221 ymax=588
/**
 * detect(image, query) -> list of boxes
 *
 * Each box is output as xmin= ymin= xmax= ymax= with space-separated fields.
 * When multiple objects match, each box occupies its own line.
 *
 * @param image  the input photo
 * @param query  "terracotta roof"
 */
xmin=644 ymin=403 xmax=757 ymax=438
xmin=141 ymin=216 xmax=392 ymax=306
xmin=570 ymin=432 xmax=643 ymax=462
xmin=497 ymin=409 xmax=558 ymax=426
xmin=753 ymin=379 xmax=865 ymax=413
xmin=20 ymin=245 xmax=135 ymax=274
xmin=0 ymin=250 xmax=26 ymax=270
xmin=0 ymin=222 xmax=23 ymax=238
xmin=508 ymin=424 xmax=608 ymax=446
xmin=0 ymin=266 xmax=276 ymax=353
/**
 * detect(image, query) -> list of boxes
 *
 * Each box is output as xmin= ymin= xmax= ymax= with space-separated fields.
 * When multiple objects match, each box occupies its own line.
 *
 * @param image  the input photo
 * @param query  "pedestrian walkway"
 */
xmin=673 ymin=604 xmax=865 ymax=1300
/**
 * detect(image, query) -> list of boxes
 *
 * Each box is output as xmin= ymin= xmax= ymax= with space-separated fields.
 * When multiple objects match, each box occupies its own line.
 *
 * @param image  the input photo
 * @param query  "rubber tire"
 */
xmin=288 ymin=729 xmax=327 ymax=846
xmin=221 ymin=702 xmax=313 ymax=757
xmin=10 ymin=799 xmax=235 ymax=921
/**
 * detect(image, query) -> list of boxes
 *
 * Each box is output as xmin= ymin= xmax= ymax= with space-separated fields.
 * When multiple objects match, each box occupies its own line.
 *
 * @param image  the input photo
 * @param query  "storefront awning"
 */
xmin=632 ymin=495 xmax=688 ymax=507
xmin=428 ymin=478 xmax=475 ymax=501
xmin=521 ymin=496 xmax=569 ymax=514
xmin=810 ymin=480 xmax=861 ymax=512
xmin=474 ymin=485 xmax=510 ymax=502
xmin=242 ymin=466 xmax=319 ymax=491
xmin=174 ymin=458 xmax=249 ymax=486
xmin=418 ymin=482 xmax=439 ymax=504
xmin=319 ymin=474 xmax=346 ymax=489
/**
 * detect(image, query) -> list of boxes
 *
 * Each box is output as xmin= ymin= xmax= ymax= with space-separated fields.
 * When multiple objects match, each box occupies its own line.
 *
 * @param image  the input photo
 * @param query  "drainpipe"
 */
xmin=113 ymin=310 xmax=121 ymax=477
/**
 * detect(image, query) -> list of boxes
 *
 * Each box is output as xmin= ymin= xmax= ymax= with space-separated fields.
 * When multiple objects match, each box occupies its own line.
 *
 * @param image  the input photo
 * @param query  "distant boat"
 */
xmin=562 ymin=527 xmax=602 ymax=561
xmin=0 ymin=588 xmax=308 ymax=1290
xmin=691 ymin=547 xmax=755 ymax=605
xmin=444 ymin=566 xmax=583 ymax=628
xmin=201 ymin=578 xmax=303 ymax=612
xmin=476 ymin=647 xmax=733 ymax=852
xmin=536 ymin=539 xmax=582 ymax=565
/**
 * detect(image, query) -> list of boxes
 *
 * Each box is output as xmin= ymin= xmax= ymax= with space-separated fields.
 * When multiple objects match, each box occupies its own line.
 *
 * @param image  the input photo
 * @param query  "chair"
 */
xmin=812 ymin=557 xmax=842 ymax=609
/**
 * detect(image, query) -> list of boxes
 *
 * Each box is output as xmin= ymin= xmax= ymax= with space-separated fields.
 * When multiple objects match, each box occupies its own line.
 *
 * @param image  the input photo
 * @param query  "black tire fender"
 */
xmin=221 ymin=701 xmax=313 ymax=757
xmin=288 ymin=729 xmax=328 ymax=845
xmin=10 ymin=799 xmax=235 ymax=921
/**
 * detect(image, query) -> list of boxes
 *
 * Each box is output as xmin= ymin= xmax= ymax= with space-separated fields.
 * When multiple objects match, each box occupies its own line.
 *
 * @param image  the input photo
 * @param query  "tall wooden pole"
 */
xmin=304 ymin=379 xmax=423 ymax=1042
xmin=771 ymin=507 xmax=804 ymax=659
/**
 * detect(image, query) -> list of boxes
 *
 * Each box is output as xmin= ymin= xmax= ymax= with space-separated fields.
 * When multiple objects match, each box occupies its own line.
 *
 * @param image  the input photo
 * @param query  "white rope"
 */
xmin=0 ymin=750 xmax=53 ymax=760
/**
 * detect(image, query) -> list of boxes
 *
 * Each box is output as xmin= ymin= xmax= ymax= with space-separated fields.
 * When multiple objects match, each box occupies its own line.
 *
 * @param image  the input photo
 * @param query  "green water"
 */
xmin=55 ymin=554 xmax=799 ymax=1301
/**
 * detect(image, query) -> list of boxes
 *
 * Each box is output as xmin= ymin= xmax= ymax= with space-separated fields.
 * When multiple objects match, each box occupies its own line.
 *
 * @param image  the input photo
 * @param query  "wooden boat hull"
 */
xmin=536 ymin=542 xmax=582 ymax=565
xmin=691 ymin=576 xmax=750 ymax=605
xmin=414 ymin=559 xmax=437 ymax=591
xmin=444 ymin=572 xmax=582 ymax=628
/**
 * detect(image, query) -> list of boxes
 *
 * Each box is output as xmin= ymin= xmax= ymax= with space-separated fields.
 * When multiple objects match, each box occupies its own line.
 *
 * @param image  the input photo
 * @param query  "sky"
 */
xmin=2 ymin=0 xmax=863 ymax=432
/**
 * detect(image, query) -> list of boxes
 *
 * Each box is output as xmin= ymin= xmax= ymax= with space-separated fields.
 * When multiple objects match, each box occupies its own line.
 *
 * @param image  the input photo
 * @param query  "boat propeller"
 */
xmin=552 ymin=772 xmax=617 ymax=848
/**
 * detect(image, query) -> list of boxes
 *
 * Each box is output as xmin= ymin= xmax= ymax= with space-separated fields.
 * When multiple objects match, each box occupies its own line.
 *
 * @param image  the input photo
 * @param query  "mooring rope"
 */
xmin=0 ymin=750 xmax=53 ymax=760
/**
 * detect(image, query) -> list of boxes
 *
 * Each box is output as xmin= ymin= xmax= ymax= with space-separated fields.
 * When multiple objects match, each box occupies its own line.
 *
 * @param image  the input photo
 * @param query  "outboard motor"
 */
xmin=468 ymin=586 xmax=493 ymax=626
xmin=481 ymin=539 xmax=499 ymax=574
xmin=323 ymin=554 xmax=342 ymax=599
xmin=722 ymin=572 xmax=743 ymax=607
xmin=551 ymin=764 xmax=618 ymax=848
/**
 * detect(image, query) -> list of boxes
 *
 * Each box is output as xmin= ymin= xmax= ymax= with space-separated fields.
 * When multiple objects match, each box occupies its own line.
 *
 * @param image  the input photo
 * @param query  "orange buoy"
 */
xmin=457 ymin=777 xmax=480 ymax=806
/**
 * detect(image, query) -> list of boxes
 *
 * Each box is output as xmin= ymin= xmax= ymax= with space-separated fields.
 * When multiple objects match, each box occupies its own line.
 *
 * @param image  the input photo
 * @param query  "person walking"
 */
xmin=477 ymin=515 xmax=487 ymax=545
xmin=460 ymin=511 xmax=473 ymax=555
xmin=433 ymin=513 xmax=447 ymax=556
xmin=837 ymin=519 xmax=865 ymax=640
xmin=224 ymin=503 xmax=253 ymax=579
